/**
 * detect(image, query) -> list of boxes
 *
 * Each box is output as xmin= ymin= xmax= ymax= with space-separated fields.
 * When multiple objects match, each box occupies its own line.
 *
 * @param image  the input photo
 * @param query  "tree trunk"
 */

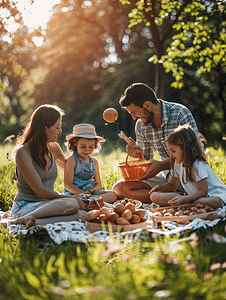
xmin=143 ymin=0 xmax=165 ymax=96
xmin=218 ymin=66 xmax=226 ymax=135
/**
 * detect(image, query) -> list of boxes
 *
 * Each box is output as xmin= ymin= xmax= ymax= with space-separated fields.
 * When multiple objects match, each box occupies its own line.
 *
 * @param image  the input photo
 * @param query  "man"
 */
xmin=112 ymin=83 xmax=203 ymax=203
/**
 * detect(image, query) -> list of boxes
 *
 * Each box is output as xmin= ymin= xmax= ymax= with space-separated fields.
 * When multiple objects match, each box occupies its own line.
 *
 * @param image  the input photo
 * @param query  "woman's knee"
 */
xmin=60 ymin=198 xmax=79 ymax=214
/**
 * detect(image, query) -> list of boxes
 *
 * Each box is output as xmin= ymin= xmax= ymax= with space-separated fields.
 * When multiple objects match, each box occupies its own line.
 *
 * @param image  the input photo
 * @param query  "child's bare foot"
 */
xmin=23 ymin=216 xmax=36 ymax=229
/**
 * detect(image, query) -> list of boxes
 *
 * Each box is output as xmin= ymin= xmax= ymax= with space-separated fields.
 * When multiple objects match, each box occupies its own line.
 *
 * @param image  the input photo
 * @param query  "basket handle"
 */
xmin=125 ymin=149 xmax=146 ymax=167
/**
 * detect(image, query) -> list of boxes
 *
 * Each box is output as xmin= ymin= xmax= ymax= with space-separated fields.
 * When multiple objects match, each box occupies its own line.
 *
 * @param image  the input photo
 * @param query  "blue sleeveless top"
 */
xmin=15 ymin=145 xmax=57 ymax=202
xmin=63 ymin=152 xmax=97 ymax=195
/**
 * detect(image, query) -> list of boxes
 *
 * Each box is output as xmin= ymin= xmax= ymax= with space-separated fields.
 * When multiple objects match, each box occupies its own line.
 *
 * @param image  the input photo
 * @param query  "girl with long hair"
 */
xmin=149 ymin=124 xmax=226 ymax=209
xmin=2 ymin=104 xmax=86 ymax=229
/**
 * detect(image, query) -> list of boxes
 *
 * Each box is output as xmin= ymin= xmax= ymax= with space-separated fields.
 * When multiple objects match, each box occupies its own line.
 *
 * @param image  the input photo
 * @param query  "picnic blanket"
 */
xmin=2 ymin=205 xmax=226 ymax=245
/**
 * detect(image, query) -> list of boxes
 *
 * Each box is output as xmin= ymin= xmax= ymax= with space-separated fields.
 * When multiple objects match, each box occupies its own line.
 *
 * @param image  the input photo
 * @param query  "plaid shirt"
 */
xmin=135 ymin=99 xmax=202 ymax=161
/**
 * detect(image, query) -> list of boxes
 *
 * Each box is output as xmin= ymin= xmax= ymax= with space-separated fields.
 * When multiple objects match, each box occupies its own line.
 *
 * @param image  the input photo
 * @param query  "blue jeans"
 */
xmin=11 ymin=200 xmax=43 ymax=219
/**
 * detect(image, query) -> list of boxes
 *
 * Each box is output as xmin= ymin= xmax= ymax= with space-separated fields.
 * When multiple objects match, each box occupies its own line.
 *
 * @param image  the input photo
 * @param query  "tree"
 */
xmin=97 ymin=46 xmax=226 ymax=146
xmin=118 ymin=0 xmax=226 ymax=141
xmin=0 ymin=28 xmax=40 ymax=141
xmin=0 ymin=0 xmax=25 ymax=86
xmin=0 ymin=0 xmax=44 ymax=142
xmin=120 ymin=0 xmax=226 ymax=98
xmin=32 ymin=0 xmax=155 ymax=120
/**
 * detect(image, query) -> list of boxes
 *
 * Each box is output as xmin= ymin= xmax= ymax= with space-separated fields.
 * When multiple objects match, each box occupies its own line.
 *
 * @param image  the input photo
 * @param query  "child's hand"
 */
xmin=149 ymin=185 xmax=160 ymax=194
xmin=83 ymin=191 xmax=92 ymax=195
xmin=168 ymin=195 xmax=186 ymax=206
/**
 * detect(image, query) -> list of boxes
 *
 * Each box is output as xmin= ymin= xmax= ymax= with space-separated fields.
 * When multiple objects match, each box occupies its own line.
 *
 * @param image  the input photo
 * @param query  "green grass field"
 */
xmin=0 ymin=143 xmax=226 ymax=300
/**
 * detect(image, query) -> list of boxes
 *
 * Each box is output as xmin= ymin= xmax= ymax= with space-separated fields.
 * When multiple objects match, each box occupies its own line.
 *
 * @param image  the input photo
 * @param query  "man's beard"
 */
xmin=142 ymin=107 xmax=154 ymax=124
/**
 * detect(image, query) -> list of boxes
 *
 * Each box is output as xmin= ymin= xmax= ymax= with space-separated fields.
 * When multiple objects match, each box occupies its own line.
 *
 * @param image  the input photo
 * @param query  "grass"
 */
xmin=0 ymin=143 xmax=226 ymax=300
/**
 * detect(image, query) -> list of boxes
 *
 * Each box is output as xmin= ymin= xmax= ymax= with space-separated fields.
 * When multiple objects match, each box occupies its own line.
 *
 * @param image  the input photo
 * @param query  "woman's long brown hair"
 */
xmin=166 ymin=124 xmax=206 ymax=183
xmin=17 ymin=104 xmax=64 ymax=170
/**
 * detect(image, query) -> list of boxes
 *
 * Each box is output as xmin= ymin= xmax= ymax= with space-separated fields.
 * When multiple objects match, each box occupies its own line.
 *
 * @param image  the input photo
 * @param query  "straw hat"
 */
xmin=66 ymin=124 xmax=105 ymax=142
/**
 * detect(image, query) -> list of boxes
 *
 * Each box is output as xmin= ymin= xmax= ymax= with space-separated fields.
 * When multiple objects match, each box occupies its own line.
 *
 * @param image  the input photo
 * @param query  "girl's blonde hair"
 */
xmin=166 ymin=124 xmax=206 ymax=182
xmin=66 ymin=137 xmax=101 ymax=154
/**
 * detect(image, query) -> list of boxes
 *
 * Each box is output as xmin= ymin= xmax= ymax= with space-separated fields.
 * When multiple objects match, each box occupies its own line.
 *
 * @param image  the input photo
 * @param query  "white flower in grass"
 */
xmin=154 ymin=290 xmax=172 ymax=298
xmin=75 ymin=287 xmax=88 ymax=294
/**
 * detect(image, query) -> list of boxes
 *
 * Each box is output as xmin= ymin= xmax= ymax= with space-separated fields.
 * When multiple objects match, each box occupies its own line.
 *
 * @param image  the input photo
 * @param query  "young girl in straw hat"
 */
xmin=63 ymin=123 xmax=117 ymax=203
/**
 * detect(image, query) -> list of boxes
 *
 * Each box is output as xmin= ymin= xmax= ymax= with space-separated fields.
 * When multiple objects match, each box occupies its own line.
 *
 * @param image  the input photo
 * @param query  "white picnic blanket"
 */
xmin=3 ymin=205 xmax=226 ymax=244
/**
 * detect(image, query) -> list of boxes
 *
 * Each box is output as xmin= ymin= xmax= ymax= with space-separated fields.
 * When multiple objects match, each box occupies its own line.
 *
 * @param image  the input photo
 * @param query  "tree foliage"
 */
xmin=0 ymin=0 xmax=42 ymax=141
xmin=119 ymin=0 xmax=226 ymax=141
xmin=31 ymin=0 xmax=155 ymax=135
xmin=121 ymin=0 xmax=226 ymax=90
xmin=0 ymin=0 xmax=27 ymax=84
xmin=1 ymin=0 xmax=226 ymax=146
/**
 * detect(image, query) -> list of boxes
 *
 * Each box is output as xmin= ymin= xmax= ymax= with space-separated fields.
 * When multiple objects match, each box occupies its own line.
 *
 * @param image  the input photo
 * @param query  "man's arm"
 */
xmin=141 ymin=158 xmax=171 ymax=180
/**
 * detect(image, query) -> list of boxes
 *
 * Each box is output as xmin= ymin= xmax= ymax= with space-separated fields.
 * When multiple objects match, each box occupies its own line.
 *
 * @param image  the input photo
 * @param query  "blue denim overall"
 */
xmin=63 ymin=152 xmax=100 ymax=195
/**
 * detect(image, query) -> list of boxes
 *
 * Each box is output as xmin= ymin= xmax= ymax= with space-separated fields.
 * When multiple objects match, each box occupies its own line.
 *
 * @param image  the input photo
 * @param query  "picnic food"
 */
xmin=99 ymin=207 xmax=111 ymax=218
xmin=103 ymin=108 xmax=118 ymax=123
xmin=109 ymin=212 xmax=120 ymax=223
xmin=133 ymin=208 xmax=145 ymax=219
xmin=125 ymin=203 xmax=136 ymax=214
xmin=117 ymin=198 xmax=142 ymax=207
xmin=86 ymin=198 xmax=146 ymax=225
xmin=114 ymin=203 xmax=126 ymax=214
xmin=150 ymin=203 xmax=213 ymax=217
xmin=116 ymin=217 xmax=131 ymax=225
xmin=121 ymin=209 xmax=133 ymax=220
xmin=86 ymin=210 xmax=99 ymax=221
xmin=148 ymin=203 xmax=216 ymax=225
xmin=130 ymin=214 xmax=140 ymax=224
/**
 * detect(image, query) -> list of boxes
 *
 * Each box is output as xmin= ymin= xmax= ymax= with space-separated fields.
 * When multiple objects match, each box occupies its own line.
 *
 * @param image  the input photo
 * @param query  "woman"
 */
xmin=2 ymin=104 xmax=87 ymax=229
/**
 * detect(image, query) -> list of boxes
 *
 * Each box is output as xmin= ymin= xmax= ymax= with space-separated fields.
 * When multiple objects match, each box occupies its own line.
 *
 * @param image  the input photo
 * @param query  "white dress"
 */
xmin=172 ymin=160 xmax=226 ymax=205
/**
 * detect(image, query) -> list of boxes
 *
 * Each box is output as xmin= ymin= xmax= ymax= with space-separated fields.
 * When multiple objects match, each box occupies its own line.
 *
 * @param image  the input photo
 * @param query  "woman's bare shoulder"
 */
xmin=50 ymin=142 xmax=61 ymax=152
xmin=16 ymin=145 xmax=31 ymax=157
xmin=15 ymin=145 xmax=33 ymax=166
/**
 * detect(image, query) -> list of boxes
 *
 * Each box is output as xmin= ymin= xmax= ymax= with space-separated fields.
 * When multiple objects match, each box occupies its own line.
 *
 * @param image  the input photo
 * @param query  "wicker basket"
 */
xmin=118 ymin=152 xmax=153 ymax=181
xmin=78 ymin=194 xmax=104 ymax=211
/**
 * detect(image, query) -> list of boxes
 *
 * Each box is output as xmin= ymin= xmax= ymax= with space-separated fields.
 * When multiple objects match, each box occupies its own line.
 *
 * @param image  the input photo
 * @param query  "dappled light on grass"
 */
xmin=0 ymin=145 xmax=226 ymax=299
xmin=154 ymin=290 xmax=172 ymax=298
xmin=1 ymin=217 xmax=226 ymax=299
xmin=99 ymin=239 xmax=124 ymax=258
xmin=185 ymin=262 xmax=197 ymax=271
xmin=166 ymin=255 xmax=179 ymax=264
xmin=203 ymin=272 xmax=212 ymax=280
xmin=122 ymin=253 xmax=133 ymax=261
xmin=210 ymin=262 xmax=222 ymax=271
